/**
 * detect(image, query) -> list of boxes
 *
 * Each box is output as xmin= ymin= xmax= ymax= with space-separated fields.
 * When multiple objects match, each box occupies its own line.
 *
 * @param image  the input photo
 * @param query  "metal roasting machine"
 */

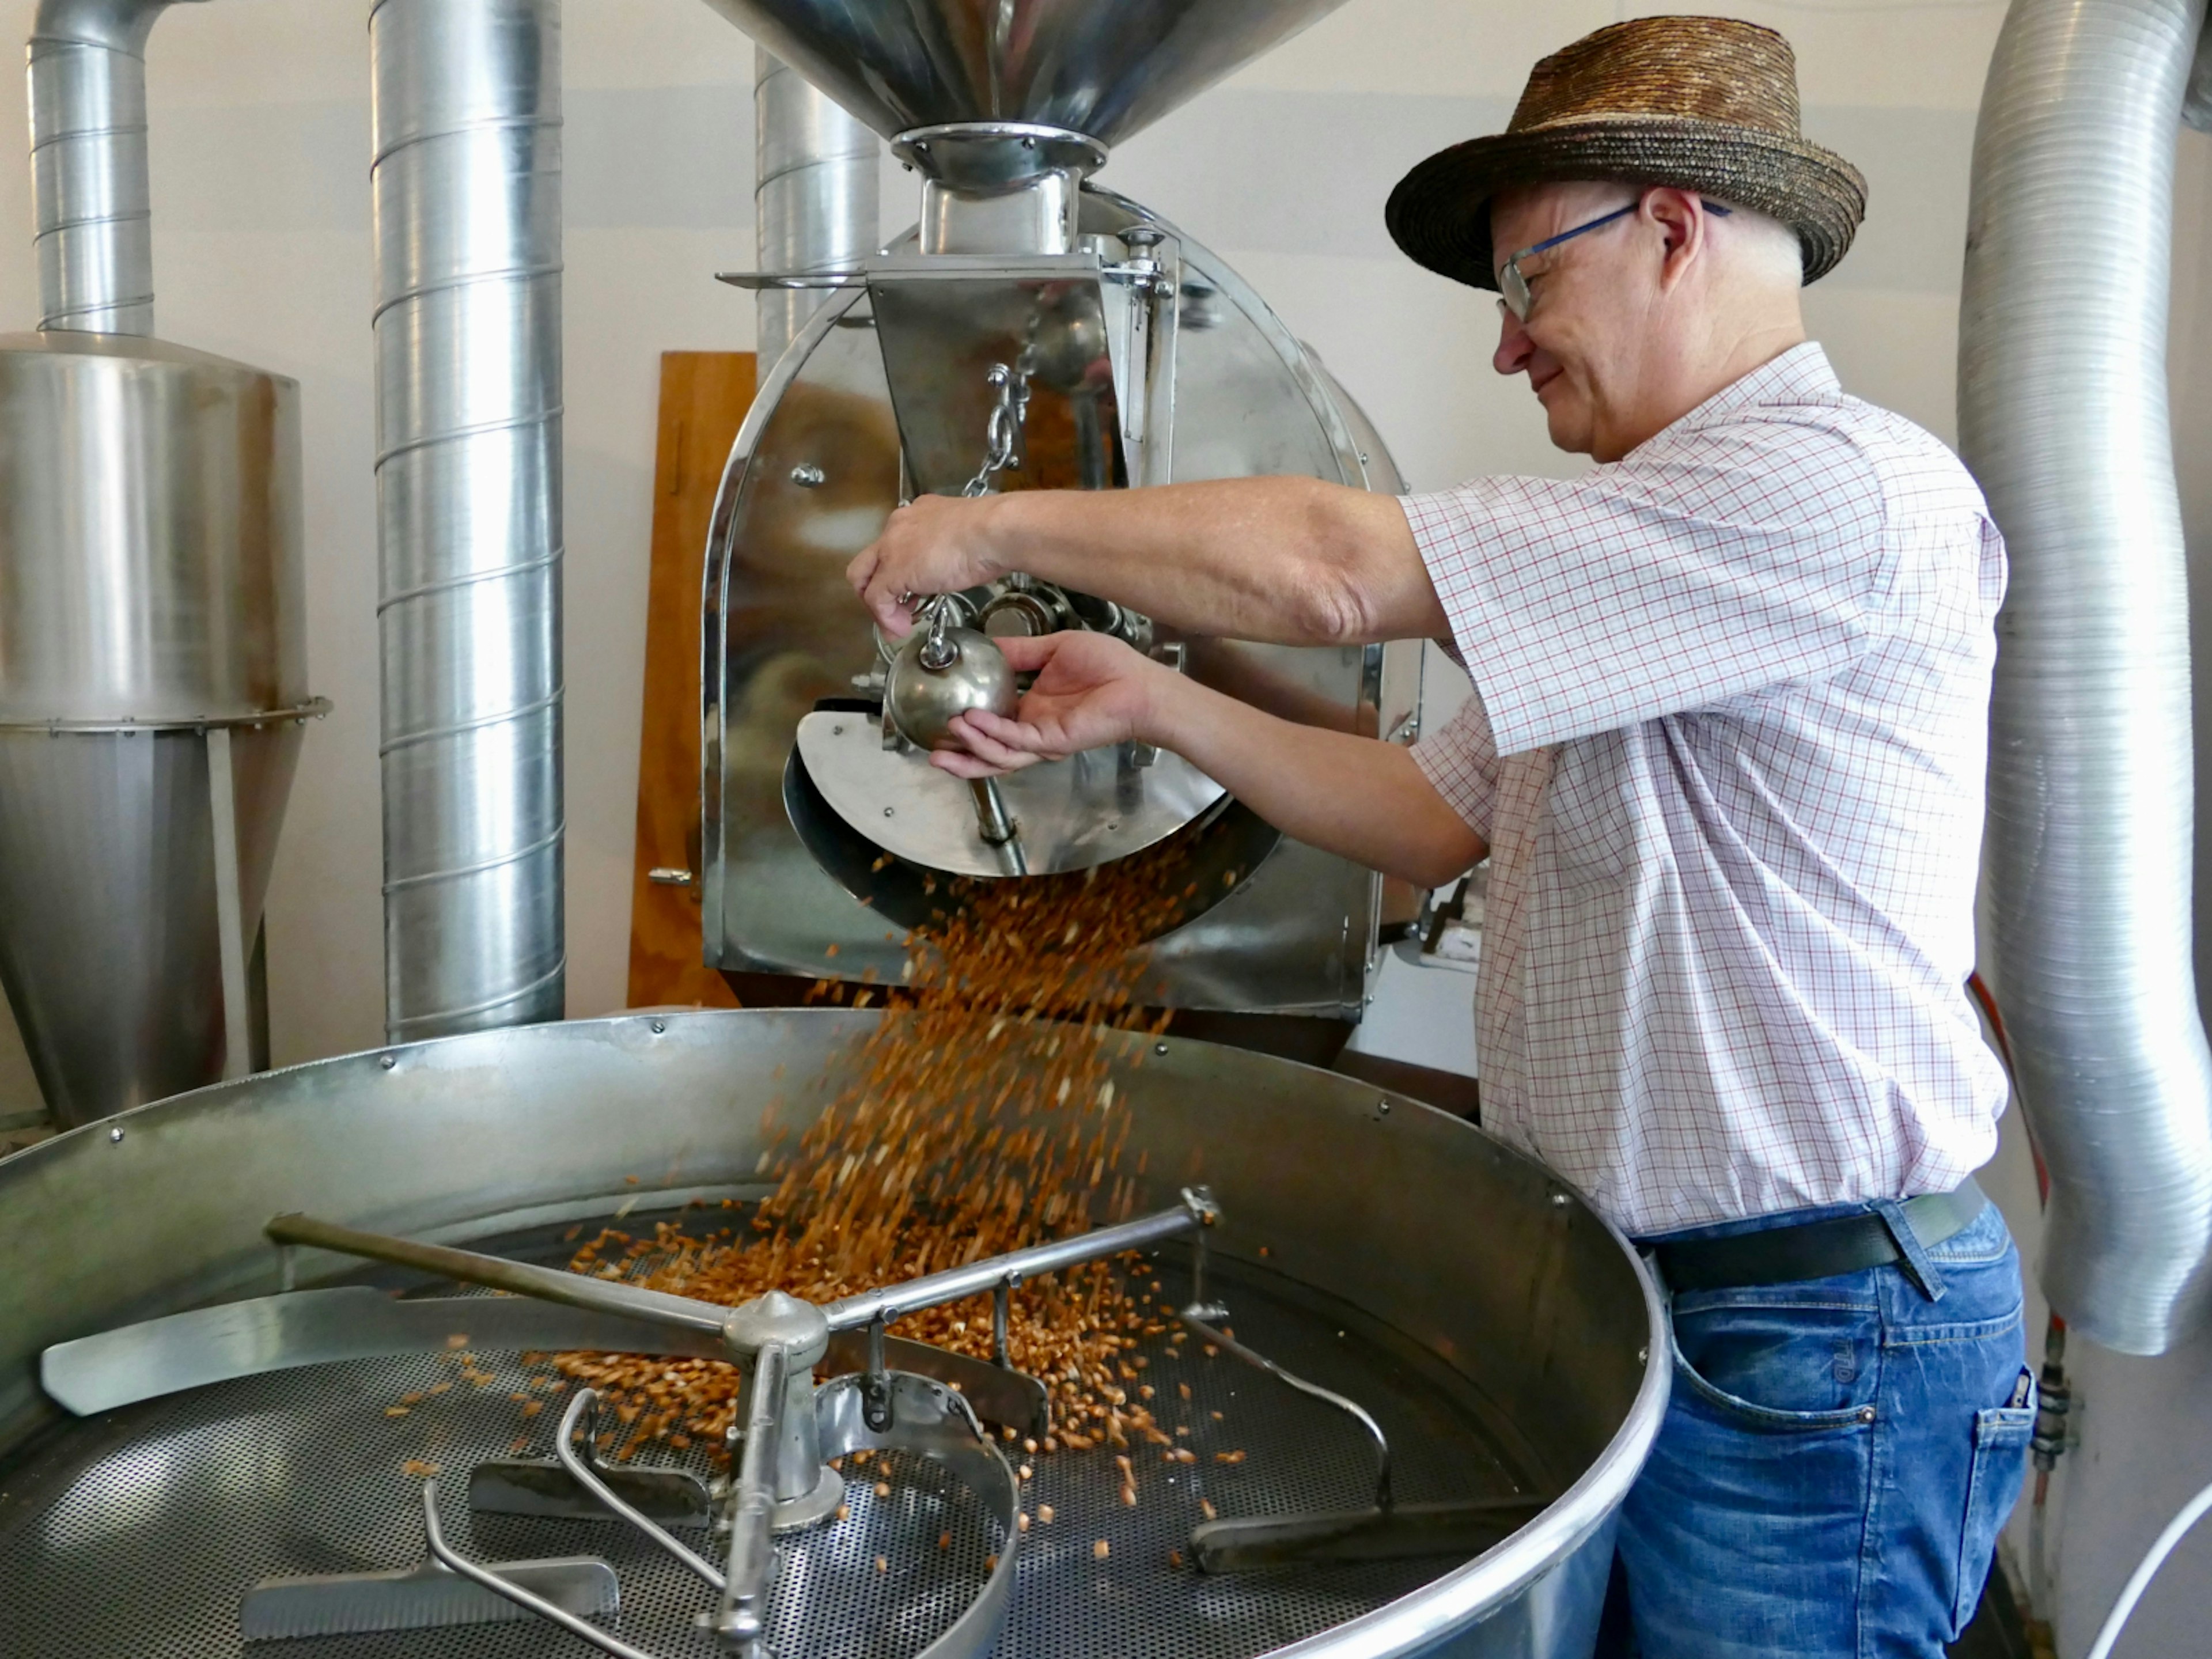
xmin=698 ymin=0 xmax=1422 ymax=1019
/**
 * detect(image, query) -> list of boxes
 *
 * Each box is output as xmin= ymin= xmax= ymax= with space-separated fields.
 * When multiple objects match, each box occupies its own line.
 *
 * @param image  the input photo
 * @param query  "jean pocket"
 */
xmin=1950 ymin=1378 xmax=2035 ymax=1634
xmin=1669 ymin=1299 xmax=1881 ymax=1432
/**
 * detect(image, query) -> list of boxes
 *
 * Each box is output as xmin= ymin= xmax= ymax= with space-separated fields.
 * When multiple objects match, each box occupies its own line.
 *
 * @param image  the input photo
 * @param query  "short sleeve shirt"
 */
xmin=1406 ymin=343 xmax=2009 ymax=1237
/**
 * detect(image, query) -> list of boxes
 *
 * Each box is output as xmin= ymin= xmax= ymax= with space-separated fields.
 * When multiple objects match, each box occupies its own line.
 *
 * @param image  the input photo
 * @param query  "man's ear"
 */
xmin=1643 ymin=188 xmax=1705 ymax=293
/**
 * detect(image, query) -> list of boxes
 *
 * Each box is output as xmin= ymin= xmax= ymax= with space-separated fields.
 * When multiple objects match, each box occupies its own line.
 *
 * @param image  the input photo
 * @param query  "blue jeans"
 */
xmin=1601 ymin=1199 xmax=2035 ymax=1659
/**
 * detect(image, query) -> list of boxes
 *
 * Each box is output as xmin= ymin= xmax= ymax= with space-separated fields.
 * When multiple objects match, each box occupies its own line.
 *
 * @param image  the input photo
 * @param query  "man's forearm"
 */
xmin=1142 ymin=672 xmax=1485 ymax=888
xmin=981 ymin=479 xmax=1448 ymax=645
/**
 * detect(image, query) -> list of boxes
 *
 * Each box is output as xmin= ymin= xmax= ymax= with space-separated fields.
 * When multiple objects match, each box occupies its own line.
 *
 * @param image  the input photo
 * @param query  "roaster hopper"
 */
xmin=698 ymin=0 xmax=1422 ymax=1020
xmin=0 ymin=1010 xmax=1665 ymax=1658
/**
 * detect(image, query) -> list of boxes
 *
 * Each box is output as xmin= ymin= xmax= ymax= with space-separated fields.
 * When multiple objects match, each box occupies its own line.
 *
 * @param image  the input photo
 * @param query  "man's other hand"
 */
xmin=848 ymin=496 xmax=1005 ymax=637
xmin=929 ymin=632 xmax=1166 ymax=780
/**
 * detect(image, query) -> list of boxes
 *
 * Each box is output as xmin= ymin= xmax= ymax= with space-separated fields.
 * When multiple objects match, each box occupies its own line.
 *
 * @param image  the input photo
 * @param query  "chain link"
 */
xmin=963 ymin=360 xmax=1033 ymax=497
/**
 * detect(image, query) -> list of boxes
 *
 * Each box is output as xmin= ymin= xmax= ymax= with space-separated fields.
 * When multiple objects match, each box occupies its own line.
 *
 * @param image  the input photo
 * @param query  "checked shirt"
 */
xmin=1406 ymin=343 xmax=2009 ymax=1237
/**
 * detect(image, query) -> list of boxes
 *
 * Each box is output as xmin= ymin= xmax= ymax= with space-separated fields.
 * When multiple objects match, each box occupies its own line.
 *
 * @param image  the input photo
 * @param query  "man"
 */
xmin=847 ymin=17 xmax=2030 ymax=1657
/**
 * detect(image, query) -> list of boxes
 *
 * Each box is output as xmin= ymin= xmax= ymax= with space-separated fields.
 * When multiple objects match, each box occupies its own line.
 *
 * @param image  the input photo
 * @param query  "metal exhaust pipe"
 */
xmin=28 ymin=0 xmax=204 ymax=334
xmin=1960 ymin=0 xmax=2212 ymax=1353
xmin=752 ymin=47 xmax=876 ymax=369
xmin=370 ymin=0 xmax=566 ymax=1041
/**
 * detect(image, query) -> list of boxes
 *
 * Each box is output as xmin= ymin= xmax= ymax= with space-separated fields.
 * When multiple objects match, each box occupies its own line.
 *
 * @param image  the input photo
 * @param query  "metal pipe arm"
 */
xmin=821 ymin=1192 xmax=1216 ymax=1332
xmin=264 ymin=1213 xmax=733 ymax=1339
xmin=714 ymin=1339 xmax=789 ymax=1657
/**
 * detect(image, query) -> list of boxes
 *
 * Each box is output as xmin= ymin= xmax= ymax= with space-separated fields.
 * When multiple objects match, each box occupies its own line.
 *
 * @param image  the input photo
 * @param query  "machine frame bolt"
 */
xmin=380 ymin=1055 xmax=397 ymax=1070
xmin=789 ymin=463 xmax=825 ymax=488
xmin=651 ymin=1019 xmax=666 ymax=1035
xmin=107 ymin=1126 xmax=123 ymax=1143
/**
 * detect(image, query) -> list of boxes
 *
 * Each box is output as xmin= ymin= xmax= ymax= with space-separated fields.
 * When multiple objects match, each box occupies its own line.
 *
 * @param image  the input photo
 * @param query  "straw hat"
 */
xmin=1385 ymin=16 xmax=1866 ymax=290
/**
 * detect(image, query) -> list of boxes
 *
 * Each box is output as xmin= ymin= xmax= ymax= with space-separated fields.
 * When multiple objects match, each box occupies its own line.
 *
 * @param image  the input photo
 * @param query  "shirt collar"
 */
xmin=1651 ymin=341 xmax=1841 ymax=440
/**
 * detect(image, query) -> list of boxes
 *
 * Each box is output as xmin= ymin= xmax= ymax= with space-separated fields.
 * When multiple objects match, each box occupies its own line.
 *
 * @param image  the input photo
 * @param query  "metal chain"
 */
xmin=963 ymin=359 xmax=1033 ymax=497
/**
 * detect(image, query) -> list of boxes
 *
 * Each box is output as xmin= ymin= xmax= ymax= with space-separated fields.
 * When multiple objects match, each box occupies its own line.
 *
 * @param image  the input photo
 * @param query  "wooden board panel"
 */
xmin=626 ymin=352 xmax=756 ymax=1010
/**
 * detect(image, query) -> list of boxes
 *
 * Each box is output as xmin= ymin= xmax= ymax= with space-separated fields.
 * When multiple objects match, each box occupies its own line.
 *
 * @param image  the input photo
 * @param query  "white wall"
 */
xmin=0 ymin=2 xmax=2205 ymax=1652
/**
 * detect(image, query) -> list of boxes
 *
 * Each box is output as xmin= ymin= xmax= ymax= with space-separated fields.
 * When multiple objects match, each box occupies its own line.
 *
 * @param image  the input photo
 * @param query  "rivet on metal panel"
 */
xmin=380 ymin=1055 xmax=397 ymax=1070
xmin=651 ymin=1019 xmax=667 ymax=1035
xmin=1636 ymin=1347 xmax=1649 ymax=1364
xmin=1154 ymin=1042 xmax=1169 ymax=1055
xmin=1376 ymin=1100 xmax=1391 ymax=1116
xmin=107 ymin=1126 xmax=123 ymax=1143
xmin=790 ymin=464 xmax=825 ymax=488
xmin=883 ymin=806 xmax=896 ymax=817
xmin=1550 ymin=1192 xmax=1569 ymax=1209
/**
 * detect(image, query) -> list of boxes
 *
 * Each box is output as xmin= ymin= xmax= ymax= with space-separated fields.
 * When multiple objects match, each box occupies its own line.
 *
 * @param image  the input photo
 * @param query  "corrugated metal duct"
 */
xmin=370 ymin=0 xmax=566 ymax=1042
xmin=1960 ymin=0 xmax=2212 ymax=1353
xmin=752 ymin=47 xmax=877 ymax=369
xmin=28 ymin=0 xmax=203 ymax=334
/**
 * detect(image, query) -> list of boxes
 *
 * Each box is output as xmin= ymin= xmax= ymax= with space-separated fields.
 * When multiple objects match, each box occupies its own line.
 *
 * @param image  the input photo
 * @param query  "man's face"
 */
xmin=1489 ymin=182 xmax=1647 ymax=457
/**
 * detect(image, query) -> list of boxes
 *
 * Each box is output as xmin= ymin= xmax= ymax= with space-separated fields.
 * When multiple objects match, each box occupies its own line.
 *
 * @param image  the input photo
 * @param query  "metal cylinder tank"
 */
xmin=0 ymin=333 xmax=320 ymax=1128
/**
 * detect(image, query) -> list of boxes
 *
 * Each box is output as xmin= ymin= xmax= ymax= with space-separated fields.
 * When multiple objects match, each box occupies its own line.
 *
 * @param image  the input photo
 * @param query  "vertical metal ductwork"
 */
xmin=1961 ymin=0 xmax=2212 ymax=1353
xmin=752 ymin=47 xmax=876 ymax=369
xmin=370 ymin=0 xmax=565 ymax=1042
xmin=28 ymin=0 xmax=200 ymax=334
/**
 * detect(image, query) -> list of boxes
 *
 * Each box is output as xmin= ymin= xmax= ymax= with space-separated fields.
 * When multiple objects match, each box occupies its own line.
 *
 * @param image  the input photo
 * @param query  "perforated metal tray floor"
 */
xmin=0 ymin=1223 xmax=1542 ymax=1659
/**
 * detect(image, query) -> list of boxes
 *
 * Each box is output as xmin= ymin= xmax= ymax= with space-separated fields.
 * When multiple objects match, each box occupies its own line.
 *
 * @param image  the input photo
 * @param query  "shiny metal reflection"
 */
xmin=371 ymin=0 xmax=566 ymax=1041
xmin=693 ymin=0 xmax=1355 ymax=148
xmin=754 ymin=49 xmax=878 ymax=372
xmin=1960 ymin=0 xmax=2212 ymax=1352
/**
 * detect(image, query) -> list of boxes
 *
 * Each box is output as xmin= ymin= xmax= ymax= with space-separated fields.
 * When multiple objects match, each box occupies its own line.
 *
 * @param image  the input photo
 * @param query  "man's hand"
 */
xmin=929 ymin=632 xmax=1169 ymax=781
xmin=848 ymin=496 xmax=1006 ymax=638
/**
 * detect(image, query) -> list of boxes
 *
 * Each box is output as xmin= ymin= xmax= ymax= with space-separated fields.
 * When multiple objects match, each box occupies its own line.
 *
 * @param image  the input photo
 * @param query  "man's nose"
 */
xmin=1493 ymin=304 xmax=1533 ymax=376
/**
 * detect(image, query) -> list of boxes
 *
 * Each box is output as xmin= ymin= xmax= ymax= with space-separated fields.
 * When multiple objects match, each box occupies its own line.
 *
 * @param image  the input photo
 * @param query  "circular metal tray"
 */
xmin=0 ymin=1231 xmax=1536 ymax=1659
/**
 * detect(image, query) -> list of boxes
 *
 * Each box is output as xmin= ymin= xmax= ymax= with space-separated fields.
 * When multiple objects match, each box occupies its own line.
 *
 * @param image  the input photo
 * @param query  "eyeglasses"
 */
xmin=1496 ymin=199 xmax=1730 ymax=321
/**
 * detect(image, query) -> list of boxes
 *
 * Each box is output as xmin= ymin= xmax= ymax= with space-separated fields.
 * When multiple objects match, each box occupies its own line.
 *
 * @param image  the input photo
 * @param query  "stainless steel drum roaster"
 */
xmin=701 ymin=0 xmax=1423 ymax=1020
xmin=0 ymin=1010 xmax=1665 ymax=1658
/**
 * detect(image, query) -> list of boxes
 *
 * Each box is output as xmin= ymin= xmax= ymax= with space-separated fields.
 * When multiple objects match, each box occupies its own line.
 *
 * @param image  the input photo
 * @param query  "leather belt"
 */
xmin=1650 ymin=1179 xmax=1988 ymax=1293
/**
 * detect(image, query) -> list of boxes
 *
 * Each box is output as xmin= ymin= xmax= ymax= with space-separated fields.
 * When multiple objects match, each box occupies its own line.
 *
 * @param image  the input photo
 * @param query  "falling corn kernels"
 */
xmin=1018 ymin=1513 xmax=1031 ymax=1532
xmin=1018 ymin=1464 xmax=1033 ymax=1480
xmin=1038 ymin=1505 xmax=1055 ymax=1524
xmin=384 ymin=1406 xmax=409 ymax=1418
xmin=1094 ymin=1540 xmax=1111 ymax=1560
xmin=876 ymin=1555 xmax=888 ymax=1573
xmin=1168 ymin=1548 xmax=1184 ymax=1568
xmin=1200 ymin=1498 xmax=1218 ymax=1521
xmin=1215 ymin=1450 xmax=1246 ymax=1464
xmin=835 ymin=1503 xmax=850 ymax=1522
xmin=875 ymin=1482 xmax=892 ymax=1498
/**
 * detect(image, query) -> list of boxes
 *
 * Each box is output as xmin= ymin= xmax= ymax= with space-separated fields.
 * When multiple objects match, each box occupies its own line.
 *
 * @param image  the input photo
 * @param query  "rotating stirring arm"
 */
xmin=265 ymin=1213 xmax=734 ymax=1340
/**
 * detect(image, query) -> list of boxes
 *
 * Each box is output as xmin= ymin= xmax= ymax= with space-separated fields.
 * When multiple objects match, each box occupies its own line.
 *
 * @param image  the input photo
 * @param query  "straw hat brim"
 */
xmin=1385 ymin=117 xmax=1868 ymax=290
